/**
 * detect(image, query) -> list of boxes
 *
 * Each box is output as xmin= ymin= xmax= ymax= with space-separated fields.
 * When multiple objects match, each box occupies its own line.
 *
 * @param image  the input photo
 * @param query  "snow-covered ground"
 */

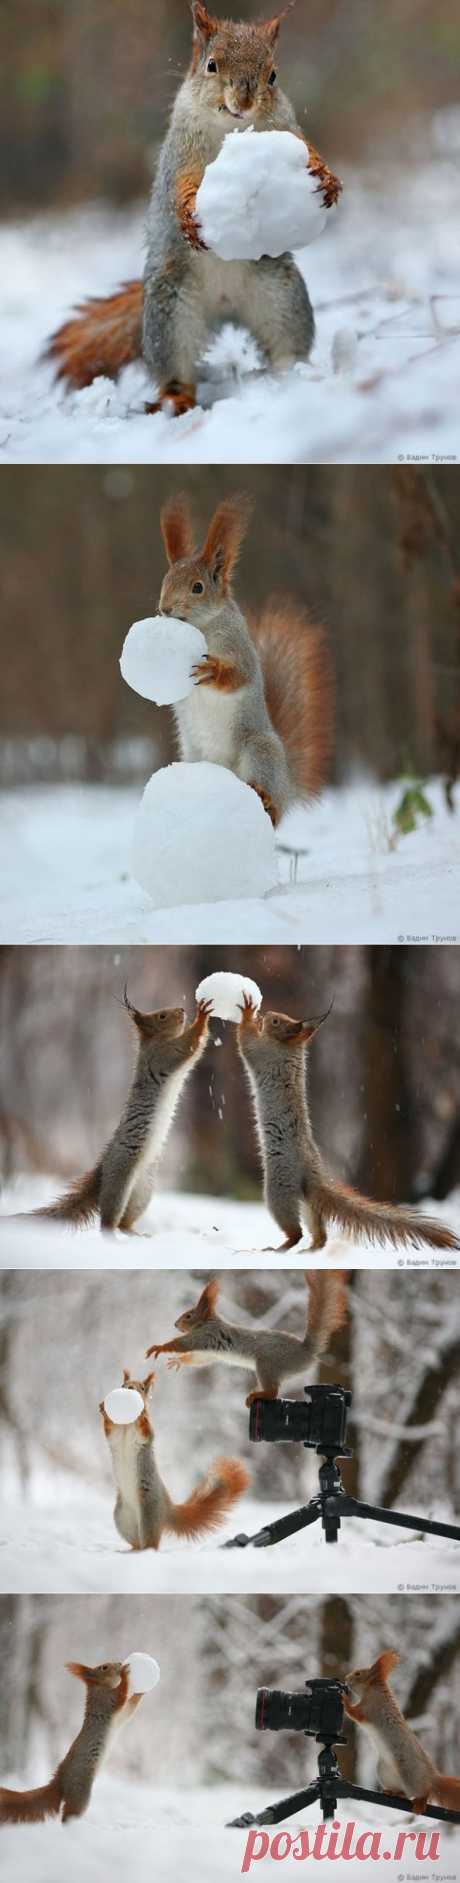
xmin=1 ymin=1465 xmax=458 ymax=1596
xmin=0 ymin=1776 xmax=458 ymax=1882
xmin=1 ymin=1180 xmax=458 ymax=1271
xmin=1 ymin=776 xmax=459 ymax=944
xmin=1 ymin=150 xmax=459 ymax=465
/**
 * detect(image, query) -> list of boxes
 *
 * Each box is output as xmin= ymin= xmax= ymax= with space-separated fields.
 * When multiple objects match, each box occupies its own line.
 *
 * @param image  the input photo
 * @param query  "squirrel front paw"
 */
xmin=238 ymin=991 xmax=259 ymax=1027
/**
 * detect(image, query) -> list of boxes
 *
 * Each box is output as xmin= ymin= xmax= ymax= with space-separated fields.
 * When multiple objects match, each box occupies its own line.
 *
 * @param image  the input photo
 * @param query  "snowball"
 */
xmin=120 ymin=616 xmax=207 ymax=706
xmin=131 ymin=762 xmax=277 ymax=908
xmin=196 ymin=128 xmax=334 ymax=262
xmin=104 ymin=1387 xmax=144 ymax=1424
xmin=124 ymin=1653 xmax=161 ymax=1694
xmin=196 ymin=970 xmax=262 ymax=1023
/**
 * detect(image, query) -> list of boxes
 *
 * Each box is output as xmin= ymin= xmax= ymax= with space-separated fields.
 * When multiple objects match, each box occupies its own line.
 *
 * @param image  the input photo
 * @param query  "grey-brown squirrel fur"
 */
xmin=148 ymin=1269 xmax=347 ymax=1404
xmin=159 ymin=492 xmax=333 ymax=825
xmin=237 ymin=995 xmax=460 ymax=1254
xmin=100 ymin=1369 xmax=249 ymax=1548
xmin=30 ymin=994 xmax=211 ymax=1232
xmin=142 ymin=2 xmax=316 ymax=398
xmin=0 ymin=1662 xmax=141 ymax=1824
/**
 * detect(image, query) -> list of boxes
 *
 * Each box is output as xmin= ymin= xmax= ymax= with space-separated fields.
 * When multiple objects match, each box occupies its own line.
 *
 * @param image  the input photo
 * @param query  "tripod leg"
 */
xmin=342 ymin=1496 xmax=460 ymax=1543
xmin=227 ymin=1781 xmax=321 ymax=1827
xmin=223 ymin=1502 xmax=322 ymax=1550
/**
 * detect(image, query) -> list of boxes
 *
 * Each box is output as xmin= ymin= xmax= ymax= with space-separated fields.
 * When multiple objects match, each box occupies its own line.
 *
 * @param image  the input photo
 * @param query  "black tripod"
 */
xmin=228 ymin=1739 xmax=460 ymax=1827
xmin=225 ymin=1387 xmax=460 ymax=1549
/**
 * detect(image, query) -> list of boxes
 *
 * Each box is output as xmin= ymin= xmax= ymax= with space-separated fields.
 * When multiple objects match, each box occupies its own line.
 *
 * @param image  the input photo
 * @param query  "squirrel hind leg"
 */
xmin=263 ymin=1230 xmax=304 ymax=1253
xmin=145 ymin=380 xmax=196 ymax=418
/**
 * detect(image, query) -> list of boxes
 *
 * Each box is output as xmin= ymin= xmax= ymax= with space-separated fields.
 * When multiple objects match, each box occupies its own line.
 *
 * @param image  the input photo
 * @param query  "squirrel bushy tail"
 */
xmin=0 ymin=1774 xmax=61 ymax=1824
xmin=250 ymin=599 xmax=334 ymax=800
xmin=45 ymin=282 xmax=143 ymax=390
xmin=165 ymin=1457 xmax=249 ymax=1539
xmin=305 ymin=1267 xmax=348 ymax=1349
xmin=34 ymin=1163 xmax=102 ymax=1226
xmin=313 ymin=1177 xmax=459 ymax=1252
xmin=434 ymin=1776 xmax=460 ymax=1809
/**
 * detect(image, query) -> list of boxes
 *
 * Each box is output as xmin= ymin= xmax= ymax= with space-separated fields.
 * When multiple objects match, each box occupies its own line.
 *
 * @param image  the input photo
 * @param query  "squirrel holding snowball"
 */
xmin=46 ymin=1 xmax=341 ymax=412
xmin=237 ymin=993 xmax=459 ymax=1254
xmin=159 ymin=491 xmax=334 ymax=826
xmin=344 ymin=1651 xmax=460 ymax=1815
xmin=28 ymin=992 xmax=211 ymax=1231
xmin=148 ymin=1269 xmax=347 ymax=1404
xmin=0 ymin=1661 xmax=142 ymax=1825
xmin=100 ymin=1368 xmax=249 ymax=1547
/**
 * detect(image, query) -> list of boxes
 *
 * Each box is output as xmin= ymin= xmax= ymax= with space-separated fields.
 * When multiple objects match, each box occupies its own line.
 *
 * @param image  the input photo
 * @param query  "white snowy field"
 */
xmin=1 ymin=148 xmax=459 ymax=465
xmin=1 ymin=1180 xmax=458 ymax=1271
xmin=2 ymin=1465 xmax=459 ymax=1596
xmin=1 ymin=776 xmax=459 ymax=945
xmin=0 ymin=1776 xmax=458 ymax=1883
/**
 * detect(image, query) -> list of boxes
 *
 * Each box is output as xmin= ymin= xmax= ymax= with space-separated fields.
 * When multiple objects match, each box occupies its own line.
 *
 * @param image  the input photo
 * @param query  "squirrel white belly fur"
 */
xmin=100 ymin=1369 xmax=249 ymax=1548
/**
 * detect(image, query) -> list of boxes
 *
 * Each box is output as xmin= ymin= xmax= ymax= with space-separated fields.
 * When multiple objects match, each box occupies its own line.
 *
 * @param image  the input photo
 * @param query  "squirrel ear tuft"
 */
xmin=259 ymin=1 xmax=296 ymax=46
xmin=160 ymin=494 xmax=195 ymax=565
xmin=376 ymin=1651 xmax=400 ymax=1682
xmin=196 ymin=1277 xmax=219 ymax=1317
xmin=202 ymin=494 xmax=252 ymax=589
xmin=190 ymin=1 xmax=218 ymax=45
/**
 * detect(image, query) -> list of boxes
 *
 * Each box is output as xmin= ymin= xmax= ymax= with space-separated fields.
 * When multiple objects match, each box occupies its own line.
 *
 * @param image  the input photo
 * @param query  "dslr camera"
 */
xmin=249 ymin=1383 xmax=352 ymax=1455
xmin=256 ymin=1678 xmax=348 ymax=1745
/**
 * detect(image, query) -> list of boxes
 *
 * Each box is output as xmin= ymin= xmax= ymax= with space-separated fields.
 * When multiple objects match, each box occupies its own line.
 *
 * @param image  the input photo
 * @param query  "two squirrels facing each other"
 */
xmin=26 ymin=991 xmax=211 ymax=1232
xmin=148 ymin=1269 xmax=347 ymax=1405
xmin=237 ymin=994 xmax=459 ymax=1255
xmin=159 ymin=491 xmax=333 ymax=826
xmin=344 ymin=1651 xmax=460 ymax=1816
xmin=100 ymin=1368 xmax=249 ymax=1548
xmin=0 ymin=1661 xmax=142 ymax=1826
xmin=46 ymin=1 xmax=342 ymax=414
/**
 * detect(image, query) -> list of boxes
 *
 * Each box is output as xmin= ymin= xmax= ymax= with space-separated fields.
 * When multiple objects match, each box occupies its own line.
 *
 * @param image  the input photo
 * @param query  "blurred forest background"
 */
xmin=0 ymin=1593 xmax=458 ymax=1794
xmin=1 ymin=465 xmax=459 ymax=792
xmin=0 ymin=943 xmax=459 ymax=1207
xmin=1 ymin=1266 xmax=459 ymax=1521
xmin=0 ymin=0 xmax=459 ymax=213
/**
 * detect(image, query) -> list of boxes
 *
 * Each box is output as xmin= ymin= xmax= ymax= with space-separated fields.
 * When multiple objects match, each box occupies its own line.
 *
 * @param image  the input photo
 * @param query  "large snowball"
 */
xmin=120 ymin=616 xmax=207 ymax=706
xmin=196 ymin=971 xmax=262 ymax=1022
xmin=124 ymin=1653 xmax=161 ymax=1694
xmin=196 ymin=128 xmax=334 ymax=262
xmin=104 ymin=1387 xmax=144 ymax=1425
xmin=131 ymin=762 xmax=277 ymax=908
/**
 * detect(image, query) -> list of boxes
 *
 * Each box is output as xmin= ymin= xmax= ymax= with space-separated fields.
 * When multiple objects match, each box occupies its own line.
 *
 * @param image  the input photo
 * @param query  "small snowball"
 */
xmin=196 ymin=128 xmax=333 ymax=262
xmin=131 ymin=762 xmax=277 ymax=908
xmin=120 ymin=616 xmax=207 ymax=706
xmin=104 ymin=1387 xmax=144 ymax=1425
xmin=196 ymin=970 xmax=262 ymax=1023
xmin=124 ymin=1653 xmax=161 ymax=1694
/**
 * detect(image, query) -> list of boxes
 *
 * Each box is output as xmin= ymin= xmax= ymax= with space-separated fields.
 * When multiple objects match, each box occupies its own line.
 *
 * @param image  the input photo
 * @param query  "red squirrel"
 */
xmin=45 ymin=2 xmax=341 ymax=413
xmin=148 ymin=1269 xmax=347 ymax=1404
xmin=237 ymin=995 xmax=459 ymax=1254
xmin=0 ymin=1661 xmax=142 ymax=1826
xmin=344 ymin=1651 xmax=460 ymax=1816
xmin=100 ymin=1368 xmax=249 ymax=1546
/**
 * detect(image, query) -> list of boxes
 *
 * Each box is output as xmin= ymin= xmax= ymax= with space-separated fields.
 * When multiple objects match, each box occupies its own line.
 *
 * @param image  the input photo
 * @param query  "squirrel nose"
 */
xmin=160 ymin=604 xmax=171 ymax=616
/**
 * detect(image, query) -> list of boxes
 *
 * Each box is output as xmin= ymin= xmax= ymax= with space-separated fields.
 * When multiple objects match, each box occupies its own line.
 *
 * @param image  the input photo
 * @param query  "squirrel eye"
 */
xmin=268 ymin=68 xmax=277 ymax=85
xmin=207 ymin=58 xmax=217 ymax=72
xmin=192 ymin=580 xmax=204 ymax=593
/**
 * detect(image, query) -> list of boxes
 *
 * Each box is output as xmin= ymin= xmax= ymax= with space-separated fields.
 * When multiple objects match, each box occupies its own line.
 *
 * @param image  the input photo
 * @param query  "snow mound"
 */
xmin=120 ymin=615 xmax=206 ymax=706
xmin=196 ymin=970 xmax=262 ymax=1022
xmin=196 ymin=128 xmax=332 ymax=261
xmin=124 ymin=1652 xmax=160 ymax=1694
xmin=104 ymin=1387 xmax=143 ymax=1424
xmin=131 ymin=761 xmax=277 ymax=908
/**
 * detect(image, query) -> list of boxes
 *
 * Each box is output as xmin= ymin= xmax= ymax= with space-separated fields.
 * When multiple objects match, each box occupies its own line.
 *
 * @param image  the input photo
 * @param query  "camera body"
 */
xmin=249 ymin=1384 xmax=352 ymax=1455
xmin=256 ymin=1678 xmax=348 ymax=1745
